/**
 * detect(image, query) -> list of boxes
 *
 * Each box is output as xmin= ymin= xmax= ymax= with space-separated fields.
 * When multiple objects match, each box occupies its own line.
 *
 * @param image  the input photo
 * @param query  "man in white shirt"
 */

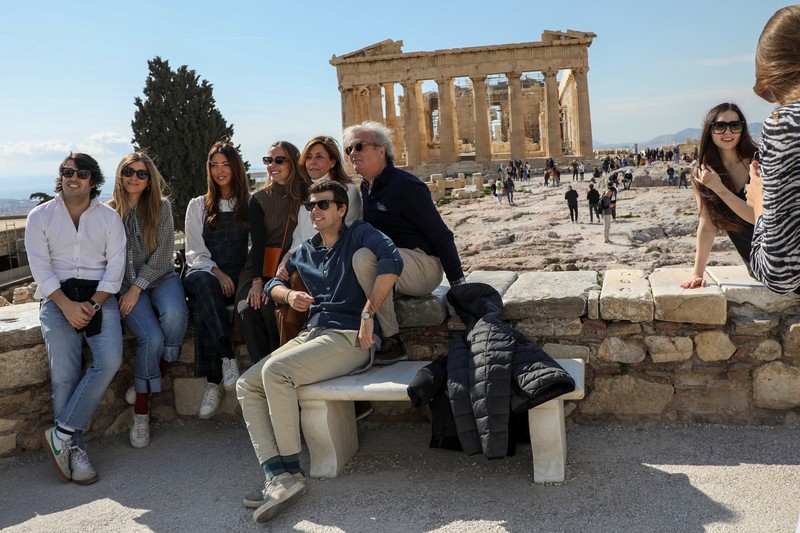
xmin=25 ymin=152 xmax=126 ymax=485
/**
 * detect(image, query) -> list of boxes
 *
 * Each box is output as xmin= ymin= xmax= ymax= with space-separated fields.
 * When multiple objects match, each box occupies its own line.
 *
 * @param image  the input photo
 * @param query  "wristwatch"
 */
xmin=360 ymin=311 xmax=374 ymax=320
xmin=88 ymin=299 xmax=101 ymax=311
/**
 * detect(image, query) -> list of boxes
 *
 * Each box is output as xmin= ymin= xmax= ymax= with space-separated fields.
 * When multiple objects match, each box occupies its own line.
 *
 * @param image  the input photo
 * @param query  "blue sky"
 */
xmin=0 ymin=0 xmax=787 ymax=198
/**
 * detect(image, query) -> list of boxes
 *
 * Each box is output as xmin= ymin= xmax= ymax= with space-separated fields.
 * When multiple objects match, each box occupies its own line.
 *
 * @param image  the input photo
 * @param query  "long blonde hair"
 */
xmin=109 ymin=152 xmax=168 ymax=251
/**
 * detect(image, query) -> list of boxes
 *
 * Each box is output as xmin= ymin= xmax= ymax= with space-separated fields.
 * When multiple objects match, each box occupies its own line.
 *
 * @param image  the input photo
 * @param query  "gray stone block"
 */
xmin=503 ymin=271 xmax=600 ymax=320
xmin=396 ymin=285 xmax=449 ymax=328
xmin=600 ymin=269 xmax=654 ymax=322
xmin=0 ymin=302 xmax=43 ymax=349
xmin=706 ymin=265 xmax=800 ymax=313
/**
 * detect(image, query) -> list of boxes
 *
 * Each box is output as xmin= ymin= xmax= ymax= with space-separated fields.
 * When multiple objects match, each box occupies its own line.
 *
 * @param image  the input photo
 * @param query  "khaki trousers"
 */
xmin=353 ymin=247 xmax=444 ymax=337
xmin=236 ymin=328 xmax=369 ymax=465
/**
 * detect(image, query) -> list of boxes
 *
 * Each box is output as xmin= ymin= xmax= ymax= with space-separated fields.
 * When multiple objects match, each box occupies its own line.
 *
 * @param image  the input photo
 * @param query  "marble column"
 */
xmin=436 ymin=77 xmax=458 ymax=164
xmin=340 ymin=86 xmax=356 ymax=129
xmin=471 ymin=76 xmax=491 ymax=161
xmin=401 ymin=80 xmax=422 ymax=166
xmin=543 ymin=69 xmax=562 ymax=158
xmin=572 ymin=67 xmax=594 ymax=158
xmin=368 ymin=84 xmax=384 ymax=123
xmin=415 ymin=83 xmax=429 ymax=163
xmin=507 ymin=72 xmax=525 ymax=162
xmin=383 ymin=82 xmax=404 ymax=160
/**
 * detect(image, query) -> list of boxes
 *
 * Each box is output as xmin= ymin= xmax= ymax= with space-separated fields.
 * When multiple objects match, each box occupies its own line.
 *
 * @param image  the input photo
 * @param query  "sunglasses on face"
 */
xmin=60 ymin=168 xmax=91 ymax=180
xmin=344 ymin=142 xmax=377 ymax=155
xmin=303 ymin=199 xmax=338 ymax=211
xmin=262 ymin=156 xmax=288 ymax=165
xmin=711 ymin=121 xmax=744 ymax=134
xmin=121 ymin=167 xmax=151 ymax=180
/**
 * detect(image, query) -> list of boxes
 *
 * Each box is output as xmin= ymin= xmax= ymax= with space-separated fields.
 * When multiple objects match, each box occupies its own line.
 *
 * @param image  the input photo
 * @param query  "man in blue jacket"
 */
xmin=344 ymin=121 xmax=466 ymax=363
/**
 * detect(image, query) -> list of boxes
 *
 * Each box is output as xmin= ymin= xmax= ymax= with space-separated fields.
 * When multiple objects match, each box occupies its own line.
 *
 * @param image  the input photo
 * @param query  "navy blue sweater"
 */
xmin=361 ymin=161 xmax=464 ymax=284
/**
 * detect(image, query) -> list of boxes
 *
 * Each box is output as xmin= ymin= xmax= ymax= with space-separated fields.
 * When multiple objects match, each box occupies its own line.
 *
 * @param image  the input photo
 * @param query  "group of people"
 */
xmin=23 ymin=3 xmax=800 ymax=524
xmin=27 ymin=121 xmax=465 ymax=523
xmin=564 ymin=182 xmax=617 ymax=243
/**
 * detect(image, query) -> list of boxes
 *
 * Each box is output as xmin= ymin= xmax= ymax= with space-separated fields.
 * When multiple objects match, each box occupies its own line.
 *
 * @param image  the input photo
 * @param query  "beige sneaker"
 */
xmin=243 ymin=472 xmax=305 ymax=508
xmin=252 ymin=472 xmax=307 ymax=523
xmin=41 ymin=427 xmax=72 ymax=482
xmin=221 ymin=357 xmax=240 ymax=391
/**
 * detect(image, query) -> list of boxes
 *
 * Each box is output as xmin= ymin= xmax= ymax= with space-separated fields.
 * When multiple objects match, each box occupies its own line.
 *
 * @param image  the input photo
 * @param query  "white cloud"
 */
xmin=89 ymin=131 xmax=130 ymax=145
xmin=692 ymin=54 xmax=754 ymax=66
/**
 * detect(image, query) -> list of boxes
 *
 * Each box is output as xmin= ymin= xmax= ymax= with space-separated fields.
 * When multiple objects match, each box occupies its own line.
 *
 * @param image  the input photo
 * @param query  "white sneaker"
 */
xmin=222 ymin=357 xmax=240 ymax=392
xmin=41 ymin=427 xmax=72 ymax=482
xmin=130 ymin=413 xmax=150 ymax=448
xmin=199 ymin=383 xmax=222 ymax=419
xmin=125 ymin=386 xmax=136 ymax=405
xmin=69 ymin=446 xmax=98 ymax=485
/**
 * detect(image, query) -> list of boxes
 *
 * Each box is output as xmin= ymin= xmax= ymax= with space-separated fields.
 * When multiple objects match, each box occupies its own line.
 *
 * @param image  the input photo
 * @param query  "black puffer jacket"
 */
xmin=445 ymin=282 xmax=576 ymax=458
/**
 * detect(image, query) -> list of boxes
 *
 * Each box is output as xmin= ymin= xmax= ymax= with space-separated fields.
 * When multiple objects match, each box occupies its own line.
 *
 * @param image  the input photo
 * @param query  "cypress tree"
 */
xmin=131 ymin=56 xmax=239 ymax=230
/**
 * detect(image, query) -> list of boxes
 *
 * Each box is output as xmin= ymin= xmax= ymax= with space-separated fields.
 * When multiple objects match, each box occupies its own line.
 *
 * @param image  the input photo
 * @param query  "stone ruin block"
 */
xmin=649 ymin=268 xmax=726 ymax=325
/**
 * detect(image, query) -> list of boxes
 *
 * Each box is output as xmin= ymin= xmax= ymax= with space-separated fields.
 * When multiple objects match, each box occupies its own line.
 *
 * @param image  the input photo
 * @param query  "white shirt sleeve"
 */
xmin=184 ymin=196 xmax=216 ymax=271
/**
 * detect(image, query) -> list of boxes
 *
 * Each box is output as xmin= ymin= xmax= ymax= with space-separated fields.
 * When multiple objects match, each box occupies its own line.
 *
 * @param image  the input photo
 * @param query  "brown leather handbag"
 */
xmin=263 ymin=217 xmax=291 ymax=277
xmin=274 ymin=271 xmax=308 ymax=346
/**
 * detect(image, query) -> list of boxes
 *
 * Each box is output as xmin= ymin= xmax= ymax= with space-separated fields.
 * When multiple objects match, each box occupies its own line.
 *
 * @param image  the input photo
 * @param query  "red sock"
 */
xmin=134 ymin=392 xmax=150 ymax=415
xmin=160 ymin=359 xmax=171 ymax=378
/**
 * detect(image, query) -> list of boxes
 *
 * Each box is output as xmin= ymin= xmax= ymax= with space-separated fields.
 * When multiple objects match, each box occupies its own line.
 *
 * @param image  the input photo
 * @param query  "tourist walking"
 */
xmin=565 ymin=185 xmax=579 ymax=223
xmin=746 ymin=5 xmax=800 ymax=294
xmin=26 ymin=152 xmax=126 ymax=484
xmin=183 ymin=141 xmax=250 ymax=419
xmin=599 ymin=189 xmax=615 ymax=243
xmin=681 ymin=103 xmax=757 ymax=289
xmin=587 ymin=182 xmax=600 ymax=223
xmin=108 ymin=152 xmax=188 ymax=448
xmin=504 ymin=175 xmax=515 ymax=205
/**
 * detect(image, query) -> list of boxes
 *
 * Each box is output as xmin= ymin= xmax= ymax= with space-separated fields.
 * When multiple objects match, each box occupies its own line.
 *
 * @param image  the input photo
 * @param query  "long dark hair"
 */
xmin=695 ymin=103 xmax=757 ymax=232
xmin=204 ymin=141 xmax=249 ymax=232
xmin=265 ymin=140 xmax=308 ymax=222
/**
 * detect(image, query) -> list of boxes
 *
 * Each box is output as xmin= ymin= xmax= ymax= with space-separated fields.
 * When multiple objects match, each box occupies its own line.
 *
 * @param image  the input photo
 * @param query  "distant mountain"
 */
xmin=594 ymin=122 xmax=762 ymax=150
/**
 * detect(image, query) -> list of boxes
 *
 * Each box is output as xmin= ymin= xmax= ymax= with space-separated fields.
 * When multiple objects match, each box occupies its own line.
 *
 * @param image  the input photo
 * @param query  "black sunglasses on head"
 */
xmin=121 ymin=167 xmax=151 ymax=180
xmin=303 ymin=200 xmax=338 ymax=211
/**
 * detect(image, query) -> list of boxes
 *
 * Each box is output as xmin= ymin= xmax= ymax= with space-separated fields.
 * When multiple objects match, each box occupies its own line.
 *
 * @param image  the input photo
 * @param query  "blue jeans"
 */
xmin=122 ymin=276 xmax=188 ymax=394
xmin=40 ymin=296 xmax=123 ymax=434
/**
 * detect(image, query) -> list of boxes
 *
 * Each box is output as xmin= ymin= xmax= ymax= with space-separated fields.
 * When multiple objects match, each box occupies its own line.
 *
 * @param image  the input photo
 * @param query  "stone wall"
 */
xmin=2 ymin=264 xmax=800 ymax=458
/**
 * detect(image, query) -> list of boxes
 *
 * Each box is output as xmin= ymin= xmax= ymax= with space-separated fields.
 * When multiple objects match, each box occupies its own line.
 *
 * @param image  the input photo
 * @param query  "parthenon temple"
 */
xmin=330 ymin=30 xmax=596 ymax=172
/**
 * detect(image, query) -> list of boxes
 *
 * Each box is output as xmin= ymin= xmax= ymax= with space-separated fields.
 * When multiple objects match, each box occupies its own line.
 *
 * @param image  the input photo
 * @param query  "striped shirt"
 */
xmin=751 ymin=100 xmax=800 ymax=294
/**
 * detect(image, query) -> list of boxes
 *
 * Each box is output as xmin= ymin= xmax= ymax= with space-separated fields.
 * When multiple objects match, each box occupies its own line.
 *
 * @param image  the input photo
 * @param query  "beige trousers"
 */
xmin=353 ymin=247 xmax=444 ymax=337
xmin=236 ymin=328 xmax=369 ymax=465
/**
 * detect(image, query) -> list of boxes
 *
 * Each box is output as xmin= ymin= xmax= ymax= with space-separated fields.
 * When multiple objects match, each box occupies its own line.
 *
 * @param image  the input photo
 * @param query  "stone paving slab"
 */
xmin=600 ymin=269 xmax=654 ymax=322
xmin=706 ymin=265 xmax=800 ymax=313
xmin=0 ymin=302 xmax=43 ymax=349
xmin=503 ymin=271 xmax=600 ymax=320
xmin=649 ymin=268 xmax=726 ymax=325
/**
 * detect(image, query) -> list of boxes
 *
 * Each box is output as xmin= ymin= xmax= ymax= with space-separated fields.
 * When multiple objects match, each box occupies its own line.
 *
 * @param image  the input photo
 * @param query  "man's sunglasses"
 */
xmin=344 ymin=142 xmax=377 ymax=155
xmin=303 ymin=200 xmax=339 ymax=211
xmin=121 ymin=167 xmax=151 ymax=180
xmin=711 ymin=121 xmax=745 ymax=134
xmin=60 ymin=168 xmax=91 ymax=180
xmin=262 ymin=156 xmax=287 ymax=165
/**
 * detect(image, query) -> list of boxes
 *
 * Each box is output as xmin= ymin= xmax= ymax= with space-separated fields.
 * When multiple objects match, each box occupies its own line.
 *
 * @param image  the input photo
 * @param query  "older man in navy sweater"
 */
xmin=344 ymin=121 xmax=466 ymax=363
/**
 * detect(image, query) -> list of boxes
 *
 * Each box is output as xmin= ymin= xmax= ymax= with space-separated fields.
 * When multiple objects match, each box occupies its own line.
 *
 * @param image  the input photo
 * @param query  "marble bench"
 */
xmin=295 ymin=358 xmax=585 ymax=483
